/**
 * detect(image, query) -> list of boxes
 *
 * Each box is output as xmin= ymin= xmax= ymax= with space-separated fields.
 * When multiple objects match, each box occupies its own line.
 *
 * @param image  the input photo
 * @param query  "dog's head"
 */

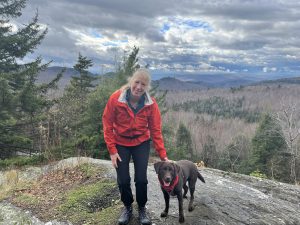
xmin=154 ymin=161 xmax=180 ymax=187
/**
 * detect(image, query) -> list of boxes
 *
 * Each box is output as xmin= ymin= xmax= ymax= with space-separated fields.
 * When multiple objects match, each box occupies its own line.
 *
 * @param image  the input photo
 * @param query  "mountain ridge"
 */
xmin=38 ymin=66 xmax=300 ymax=90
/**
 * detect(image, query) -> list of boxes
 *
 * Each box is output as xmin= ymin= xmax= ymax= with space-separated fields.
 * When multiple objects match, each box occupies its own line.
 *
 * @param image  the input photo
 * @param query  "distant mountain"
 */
xmin=154 ymin=75 xmax=260 ymax=90
xmin=38 ymin=66 xmax=300 ymax=91
xmin=174 ymin=74 xmax=265 ymax=88
xmin=153 ymin=77 xmax=206 ymax=91
xmin=253 ymin=76 xmax=300 ymax=86
xmin=156 ymin=73 xmax=300 ymax=90
xmin=37 ymin=66 xmax=98 ymax=89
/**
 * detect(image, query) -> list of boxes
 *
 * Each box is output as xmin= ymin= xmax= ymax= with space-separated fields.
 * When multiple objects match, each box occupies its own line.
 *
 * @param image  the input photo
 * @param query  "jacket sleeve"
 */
xmin=102 ymin=94 xmax=118 ymax=155
xmin=148 ymin=99 xmax=167 ymax=160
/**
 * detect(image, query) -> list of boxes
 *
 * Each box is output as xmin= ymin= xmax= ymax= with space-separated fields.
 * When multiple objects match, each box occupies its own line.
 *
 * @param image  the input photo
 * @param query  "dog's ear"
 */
xmin=154 ymin=161 xmax=164 ymax=174
xmin=173 ymin=163 xmax=181 ymax=175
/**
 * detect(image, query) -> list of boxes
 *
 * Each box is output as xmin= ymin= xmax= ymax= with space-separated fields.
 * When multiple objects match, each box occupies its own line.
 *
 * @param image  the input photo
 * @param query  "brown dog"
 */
xmin=154 ymin=160 xmax=205 ymax=223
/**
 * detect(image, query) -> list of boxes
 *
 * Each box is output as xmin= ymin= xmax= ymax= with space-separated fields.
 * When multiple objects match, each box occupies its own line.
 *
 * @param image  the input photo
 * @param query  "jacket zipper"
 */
xmin=126 ymin=103 xmax=149 ymax=138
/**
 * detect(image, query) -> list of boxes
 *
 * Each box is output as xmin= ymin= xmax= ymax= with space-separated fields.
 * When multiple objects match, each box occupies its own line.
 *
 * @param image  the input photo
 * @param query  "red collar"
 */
xmin=159 ymin=175 xmax=179 ymax=193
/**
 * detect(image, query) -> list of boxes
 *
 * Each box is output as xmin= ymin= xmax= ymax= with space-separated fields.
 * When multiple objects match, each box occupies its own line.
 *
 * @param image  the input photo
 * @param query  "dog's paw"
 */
xmin=188 ymin=205 xmax=195 ymax=211
xmin=161 ymin=211 xmax=168 ymax=217
xmin=179 ymin=215 xmax=185 ymax=223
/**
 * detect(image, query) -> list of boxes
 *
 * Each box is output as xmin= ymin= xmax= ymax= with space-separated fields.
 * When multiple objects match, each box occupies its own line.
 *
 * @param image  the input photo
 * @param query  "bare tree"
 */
xmin=274 ymin=102 xmax=300 ymax=184
xmin=225 ymin=135 xmax=251 ymax=172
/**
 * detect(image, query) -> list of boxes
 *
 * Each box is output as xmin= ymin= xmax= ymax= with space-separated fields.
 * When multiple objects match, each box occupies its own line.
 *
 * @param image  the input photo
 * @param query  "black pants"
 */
xmin=116 ymin=140 xmax=150 ymax=207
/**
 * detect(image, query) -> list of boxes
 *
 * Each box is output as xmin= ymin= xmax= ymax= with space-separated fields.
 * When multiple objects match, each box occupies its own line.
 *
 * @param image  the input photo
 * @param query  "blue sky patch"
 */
xmin=160 ymin=23 xmax=170 ymax=33
xmin=89 ymin=29 xmax=103 ymax=38
xmin=103 ymin=41 xmax=118 ymax=47
xmin=184 ymin=20 xmax=213 ymax=32
xmin=103 ymin=39 xmax=128 ymax=47
xmin=161 ymin=17 xmax=213 ymax=33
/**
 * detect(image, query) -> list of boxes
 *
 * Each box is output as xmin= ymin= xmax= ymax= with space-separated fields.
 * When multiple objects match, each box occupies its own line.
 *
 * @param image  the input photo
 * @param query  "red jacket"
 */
xmin=102 ymin=88 xmax=167 ymax=160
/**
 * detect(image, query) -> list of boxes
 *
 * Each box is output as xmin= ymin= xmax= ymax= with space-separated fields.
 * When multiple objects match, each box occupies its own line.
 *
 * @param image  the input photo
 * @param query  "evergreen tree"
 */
xmin=0 ymin=0 xmax=61 ymax=158
xmin=56 ymin=54 xmax=94 ymax=155
xmin=150 ymin=82 xmax=168 ymax=115
xmin=114 ymin=46 xmax=140 ymax=86
xmin=176 ymin=123 xmax=193 ymax=159
xmin=69 ymin=53 xmax=95 ymax=95
xmin=0 ymin=0 xmax=46 ymax=73
xmin=251 ymin=113 xmax=287 ymax=179
xmin=66 ymin=53 xmax=95 ymax=130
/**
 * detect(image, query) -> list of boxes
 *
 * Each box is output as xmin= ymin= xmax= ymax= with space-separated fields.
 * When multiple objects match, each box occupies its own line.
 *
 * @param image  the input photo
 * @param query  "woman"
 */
xmin=102 ymin=68 xmax=168 ymax=225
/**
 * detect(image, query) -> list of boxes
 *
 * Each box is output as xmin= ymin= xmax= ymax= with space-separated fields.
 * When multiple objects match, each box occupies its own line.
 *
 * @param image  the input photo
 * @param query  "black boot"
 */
xmin=138 ymin=206 xmax=151 ymax=225
xmin=118 ymin=205 xmax=132 ymax=225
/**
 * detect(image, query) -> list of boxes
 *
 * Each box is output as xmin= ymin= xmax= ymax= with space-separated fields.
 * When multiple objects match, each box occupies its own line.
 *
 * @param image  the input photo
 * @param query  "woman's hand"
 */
xmin=162 ymin=157 xmax=169 ymax=162
xmin=110 ymin=153 xmax=122 ymax=168
xmin=163 ymin=157 xmax=176 ymax=163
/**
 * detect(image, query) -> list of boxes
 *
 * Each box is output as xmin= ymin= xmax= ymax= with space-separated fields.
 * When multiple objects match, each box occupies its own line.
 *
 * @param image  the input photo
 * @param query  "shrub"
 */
xmin=0 ymin=155 xmax=45 ymax=170
xmin=250 ymin=169 xmax=267 ymax=179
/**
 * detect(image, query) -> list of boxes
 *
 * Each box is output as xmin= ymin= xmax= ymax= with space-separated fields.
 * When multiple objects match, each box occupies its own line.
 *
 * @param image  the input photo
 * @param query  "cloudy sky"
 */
xmin=15 ymin=0 xmax=300 ymax=78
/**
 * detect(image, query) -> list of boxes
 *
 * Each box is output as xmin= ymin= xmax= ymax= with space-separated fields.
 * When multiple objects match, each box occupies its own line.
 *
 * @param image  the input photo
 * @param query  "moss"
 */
xmin=14 ymin=193 xmax=40 ymax=206
xmin=59 ymin=204 xmax=122 ymax=225
xmin=250 ymin=169 xmax=267 ymax=179
xmin=78 ymin=163 xmax=106 ymax=178
xmin=57 ymin=179 xmax=121 ymax=225
xmin=95 ymin=205 xmax=122 ymax=223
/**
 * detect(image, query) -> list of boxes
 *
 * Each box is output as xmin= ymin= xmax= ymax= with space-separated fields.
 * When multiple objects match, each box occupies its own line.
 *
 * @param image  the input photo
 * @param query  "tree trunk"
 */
xmin=290 ymin=155 xmax=296 ymax=184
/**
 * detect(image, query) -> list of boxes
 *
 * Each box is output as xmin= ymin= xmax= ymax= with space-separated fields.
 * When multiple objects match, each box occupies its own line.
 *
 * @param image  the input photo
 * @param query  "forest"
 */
xmin=1 ymin=0 xmax=299 ymax=185
xmin=164 ymin=84 xmax=300 ymax=184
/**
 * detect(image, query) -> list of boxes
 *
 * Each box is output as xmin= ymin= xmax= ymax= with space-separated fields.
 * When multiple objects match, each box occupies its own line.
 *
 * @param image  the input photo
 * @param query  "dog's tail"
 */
xmin=197 ymin=171 xmax=205 ymax=183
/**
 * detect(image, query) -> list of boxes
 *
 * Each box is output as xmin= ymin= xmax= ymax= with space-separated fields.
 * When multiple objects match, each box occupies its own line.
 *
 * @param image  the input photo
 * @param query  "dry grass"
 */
xmin=0 ymin=169 xmax=34 ymax=201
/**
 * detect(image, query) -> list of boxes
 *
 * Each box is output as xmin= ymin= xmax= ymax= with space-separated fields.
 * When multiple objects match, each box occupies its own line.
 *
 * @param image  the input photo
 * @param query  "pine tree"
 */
xmin=251 ymin=113 xmax=287 ymax=179
xmin=0 ymin=0 xmax=61 ymax=158
xmin=61 ymin=54 xmax=95 ymax=155
xmin=114 ymin=46 xmax=140 ymax=86
xmin=69 ymin=53 xmax=95 ymax=94
xmin=63 ymin=53 xmax=95 ymax=131
xmin=174 ymin=123 xmax=193 ymax=160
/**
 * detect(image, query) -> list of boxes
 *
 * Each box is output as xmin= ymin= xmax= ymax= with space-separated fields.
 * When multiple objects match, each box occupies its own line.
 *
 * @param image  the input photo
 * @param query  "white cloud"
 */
xmin=263 ymin=67 xmax=277 ymax=73
xmin=12 ymin=0 xmax=300 ymax=76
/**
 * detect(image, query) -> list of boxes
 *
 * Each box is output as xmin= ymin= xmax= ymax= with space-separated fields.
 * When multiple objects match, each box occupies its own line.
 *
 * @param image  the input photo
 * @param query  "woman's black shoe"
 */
xmin=138 ymin=207 xmax=151 ymax=225
xmin=118 ymin=205 xmax=132 ymax=225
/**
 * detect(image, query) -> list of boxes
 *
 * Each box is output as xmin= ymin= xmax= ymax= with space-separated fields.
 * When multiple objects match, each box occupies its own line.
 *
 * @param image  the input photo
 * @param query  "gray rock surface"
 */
xmin=0 ymin=200 xmax=71 ymax=225
xmin=146 ymin=167 xmax=300 ymax=225
xmin=1 ymin=157 xmax=300 ymax=225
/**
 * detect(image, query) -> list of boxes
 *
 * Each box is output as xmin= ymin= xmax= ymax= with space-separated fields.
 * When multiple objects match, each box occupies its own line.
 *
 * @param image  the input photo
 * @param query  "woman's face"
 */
xmin=130 ymin=77 xmax=147 ymax=99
